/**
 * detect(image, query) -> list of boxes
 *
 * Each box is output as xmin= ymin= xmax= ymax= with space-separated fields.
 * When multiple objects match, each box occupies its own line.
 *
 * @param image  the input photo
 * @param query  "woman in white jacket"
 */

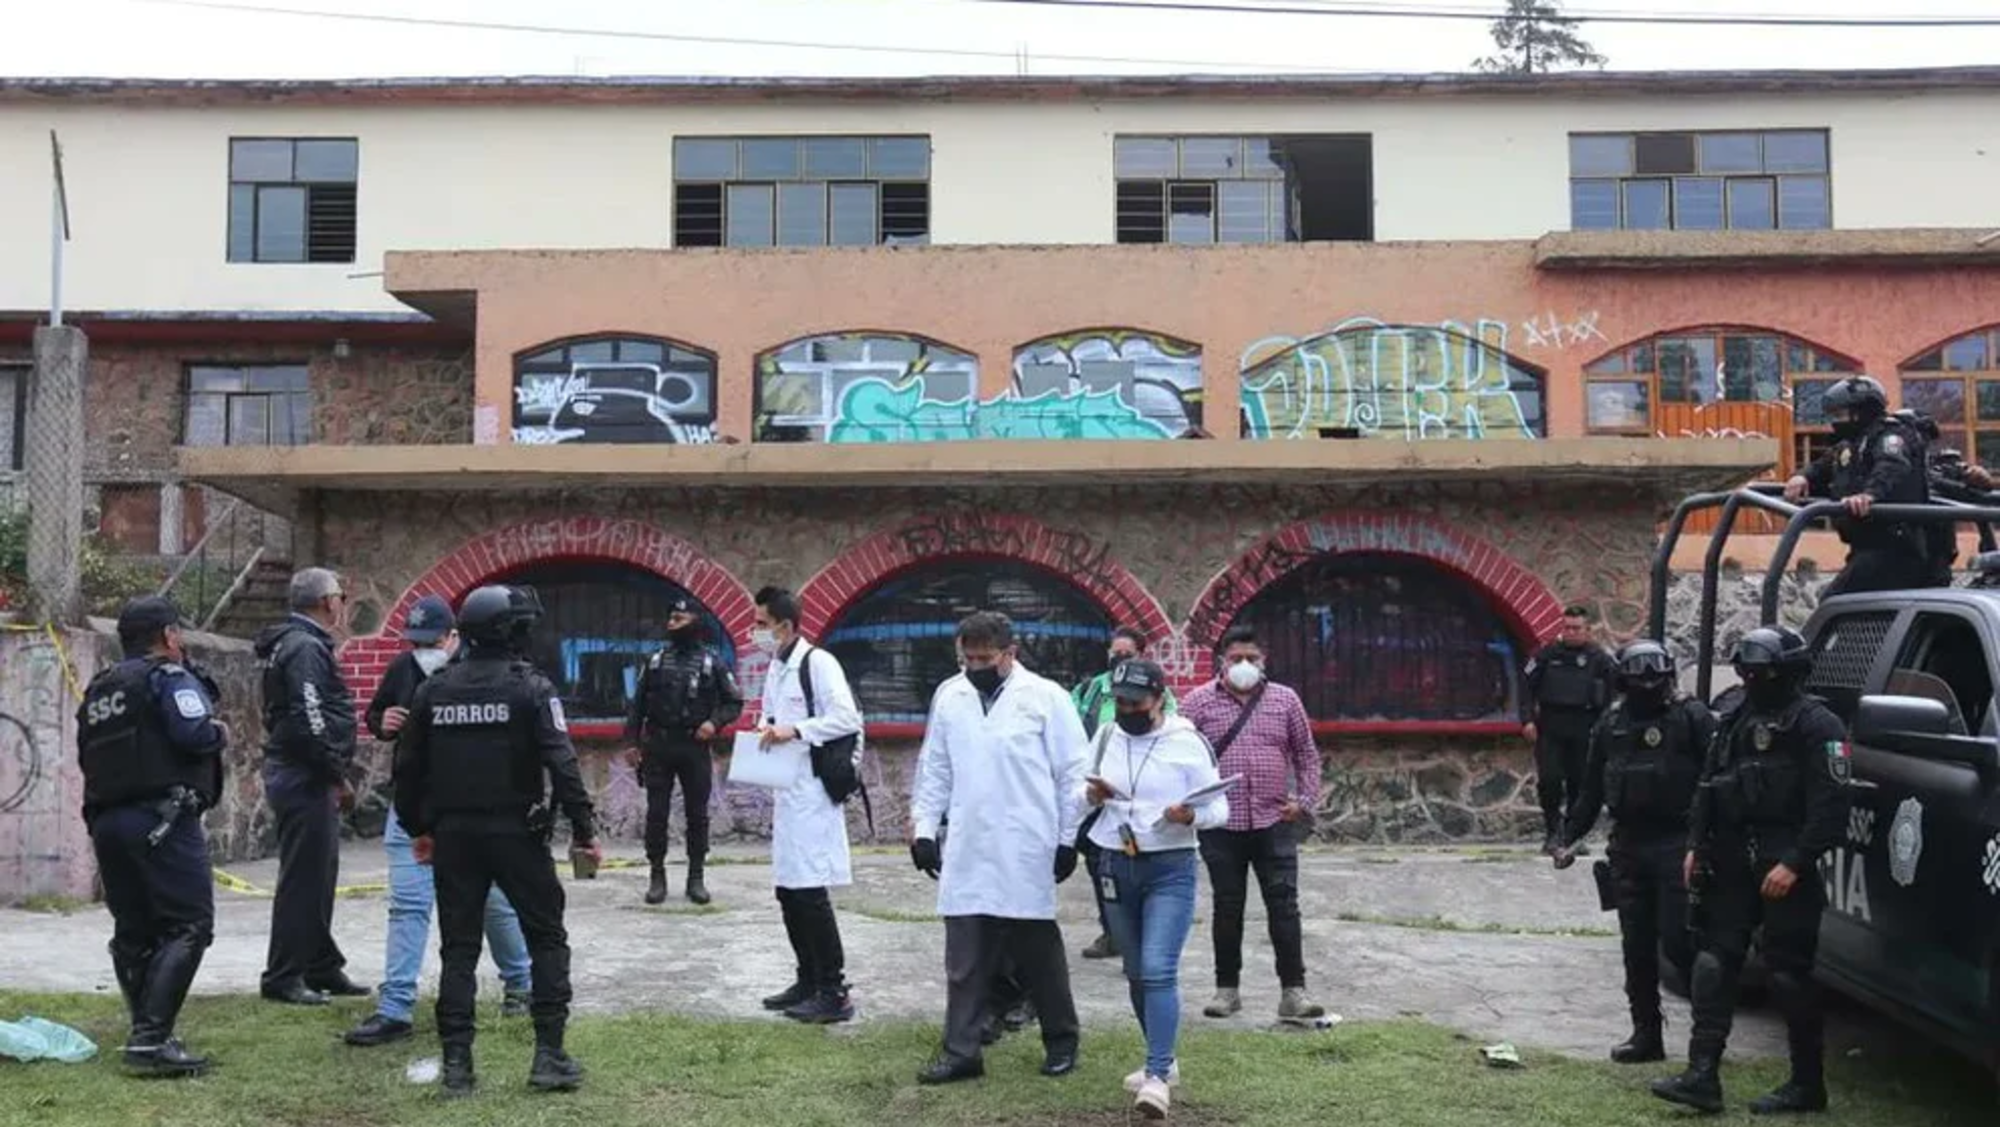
xmin=1083 ymin=658 xmax=1229 ymax=1120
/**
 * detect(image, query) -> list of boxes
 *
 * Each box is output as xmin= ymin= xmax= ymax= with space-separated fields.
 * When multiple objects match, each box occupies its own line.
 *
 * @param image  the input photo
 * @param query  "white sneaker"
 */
xmin=1123 ymin=1062 xmax=1180 ymax=1093
xmin=1134 ymin=1075 xmax=1172 ymax=1119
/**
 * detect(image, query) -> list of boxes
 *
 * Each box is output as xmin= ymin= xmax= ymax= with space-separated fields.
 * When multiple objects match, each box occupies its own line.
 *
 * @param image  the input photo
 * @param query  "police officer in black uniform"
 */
xmin=1553 ymin=639 xmax=1716 ymax=1065
xmin=1786 ymin=375 xmax=1939 ymax=597
xmin=625 ymin=596 xmax=742 ymax=906
xmin=395 ymin=584 xmax=599 ymax=1097
xmin=78 ymin=596 xmax=228 ymax=1077
xmin=1653 ymin=626 xmax=1849 ymax=1116
xmin=1522 ymin=605 xmax=1615 ymax=854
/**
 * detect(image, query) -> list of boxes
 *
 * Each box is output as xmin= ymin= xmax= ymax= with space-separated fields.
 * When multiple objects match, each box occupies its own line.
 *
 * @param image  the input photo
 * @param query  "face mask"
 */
xmin=1225 ymin=660 xmax=1263 ymax=692
xmin=966 ymin=665 xmax=1003 ymax=695
xmin=669 ymin=622 xmax=698 ymax=646
xmin=751 ymin=627 xmax=778 ymax=653
xmin=1831 ymin=418 xmax=1863 ymax=441
xmin=1622 ymin=677 xmax=1670 ymax=715
xmin=1742 ymin=671 xmax=1792 ymax=710
xmin=1114 ymin=709 xmax=1154 ymax=736
xmin=1108 ymin=651 xmax=1133 ymax=672
xmin=414 ymin=647 xmax=451 ymax=676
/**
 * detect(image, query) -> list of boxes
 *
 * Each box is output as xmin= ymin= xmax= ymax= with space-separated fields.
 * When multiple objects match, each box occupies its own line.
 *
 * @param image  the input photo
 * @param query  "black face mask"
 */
xmin=1831 ymin=418 xmax=1864 ymax=442
xmin=966 ymin=665 xmax=1004 ymax=695
xmin=1622 ymin=678 xmax=1671 ymax=716
xmin=1741 ymin=671 xmax=1794 ymax=710
xmin=1114 ymin=709 xmax=1154 ymax=736
xmin=668 ymin=623 xmax=698 ymax=645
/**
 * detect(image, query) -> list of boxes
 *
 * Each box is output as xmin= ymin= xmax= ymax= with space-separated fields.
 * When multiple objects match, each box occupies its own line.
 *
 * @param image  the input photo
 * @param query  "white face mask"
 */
xmin=1225 ymin=659 xmax=1263 ymax=692
xmin=751 ymin=627 xmax=778 ymax=653
xmin=413 ymin=647 xmax=451 ymax=676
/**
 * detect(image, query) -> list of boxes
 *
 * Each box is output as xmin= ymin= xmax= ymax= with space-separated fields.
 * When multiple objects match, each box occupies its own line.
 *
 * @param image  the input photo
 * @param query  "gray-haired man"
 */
xmin=255 ymin=567 xmax=365 ymax=1006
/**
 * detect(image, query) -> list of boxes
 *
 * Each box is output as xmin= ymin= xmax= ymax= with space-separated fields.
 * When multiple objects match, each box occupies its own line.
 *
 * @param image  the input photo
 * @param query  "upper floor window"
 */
xmin=1568 ymin=130 xmax=1830 ymax=232
xmin=1901 ymin=326 xmax=2000 ymax=469
xmin=0 ymin=365 xmax=24 ymax=471
xmin=1114 ymin=135 xmax=1373 ymax=245
xmin=672 ymin=136 xmax=930 ymax=248
xmin=227 ymin=138 xmax=358 ymax=263
xmin=183 ymin=364 xmax=312 ymax=446
xmin=513 ymin=334 xmax=718 ymax=445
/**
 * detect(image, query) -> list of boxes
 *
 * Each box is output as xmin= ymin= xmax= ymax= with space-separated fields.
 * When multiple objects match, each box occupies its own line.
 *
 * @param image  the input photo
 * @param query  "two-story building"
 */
xmin=3 ymin=67 xmax=1997 ymax=842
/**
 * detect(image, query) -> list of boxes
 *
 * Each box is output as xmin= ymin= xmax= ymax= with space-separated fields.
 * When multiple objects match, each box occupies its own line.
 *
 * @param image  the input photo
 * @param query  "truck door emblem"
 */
xmin=1888 ymin=797 xmax=1925 ymax=888
xmin=1982 ymin=836 xmax=2000 ymax=896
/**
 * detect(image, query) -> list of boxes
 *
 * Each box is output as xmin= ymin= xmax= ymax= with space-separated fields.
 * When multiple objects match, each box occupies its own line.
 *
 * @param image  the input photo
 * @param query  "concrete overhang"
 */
xmin=1535 ymin=228 xmax=2000 ymax=271
xmin=178 ymin=437 xmax=1776 ymax=518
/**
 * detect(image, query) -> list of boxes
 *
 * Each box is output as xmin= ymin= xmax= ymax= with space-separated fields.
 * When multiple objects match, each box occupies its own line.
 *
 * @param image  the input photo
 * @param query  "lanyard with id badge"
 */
xmin=1101 ymin=734 xmax=1162 ymax=904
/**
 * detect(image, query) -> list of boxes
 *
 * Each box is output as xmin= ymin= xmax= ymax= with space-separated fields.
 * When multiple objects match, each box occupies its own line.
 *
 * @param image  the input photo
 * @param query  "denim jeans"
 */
xmin=1098 ymin=847 xmax=1199 ymax=1081
xmin=378 ymin=807 xmax=532 ymax=1023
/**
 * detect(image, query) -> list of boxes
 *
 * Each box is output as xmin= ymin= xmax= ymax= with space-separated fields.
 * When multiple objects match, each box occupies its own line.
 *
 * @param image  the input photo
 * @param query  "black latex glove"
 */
xmin=1053 ymin=844 xmax=1079 ymax=884
xmin=911 ymin=837 xmax=941 ymax=879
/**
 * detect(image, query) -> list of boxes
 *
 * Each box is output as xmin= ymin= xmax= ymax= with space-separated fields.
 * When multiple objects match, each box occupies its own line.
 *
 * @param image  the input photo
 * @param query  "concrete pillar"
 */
xmin=158 ymin=481 xmax=184 ymax=556
xmin=26 ymin=325 xmax=85 ymax=624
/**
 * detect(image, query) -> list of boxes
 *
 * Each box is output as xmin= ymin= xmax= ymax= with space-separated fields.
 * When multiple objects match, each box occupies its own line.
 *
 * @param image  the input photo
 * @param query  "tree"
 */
xmin=1474 ymin=0 xmax=1608 ymax=74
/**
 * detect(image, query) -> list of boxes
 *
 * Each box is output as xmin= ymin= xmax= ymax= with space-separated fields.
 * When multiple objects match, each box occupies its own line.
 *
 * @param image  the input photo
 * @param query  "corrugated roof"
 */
xmin=6 ymin=67 xmax=2000 ymax=106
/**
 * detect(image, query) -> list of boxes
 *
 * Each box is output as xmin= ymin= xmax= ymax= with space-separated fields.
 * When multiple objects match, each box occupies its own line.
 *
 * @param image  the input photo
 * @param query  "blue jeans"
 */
xmin=378 ymin=808 xmax=532 ymax=1023
xmin=1099 ymin=848 xmax=1199 ymax=1080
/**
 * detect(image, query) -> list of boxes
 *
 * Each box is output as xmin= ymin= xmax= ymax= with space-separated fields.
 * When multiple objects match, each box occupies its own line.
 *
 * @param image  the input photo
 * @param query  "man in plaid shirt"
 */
xmin=1181 ymin=624 xmax=1328 ymax=1024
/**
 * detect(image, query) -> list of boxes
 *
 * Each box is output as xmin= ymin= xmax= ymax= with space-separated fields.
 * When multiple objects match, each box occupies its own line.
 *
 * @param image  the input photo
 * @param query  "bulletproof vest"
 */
xmin=1830 ymin=418 xmax=1931 ymax=547
xmin=641 ymin=644 xmax=715 ymax=731
xmin=76 ymin=659 xmax=212 ymax=811
xmin=418 ymin=656 xmax=536 ymax=816
xmin=1534 ymin=644 xmax=1602 ymax=711
xmin=1600 ymin=698 xmax=1702 ymax=826
xmin=1710 ymin=696 xmax=1815 ymax=832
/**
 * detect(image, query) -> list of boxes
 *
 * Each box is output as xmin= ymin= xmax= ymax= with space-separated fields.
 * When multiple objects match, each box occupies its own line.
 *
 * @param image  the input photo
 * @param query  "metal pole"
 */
xmin=49 ymin=130 xmax=70 ymax=328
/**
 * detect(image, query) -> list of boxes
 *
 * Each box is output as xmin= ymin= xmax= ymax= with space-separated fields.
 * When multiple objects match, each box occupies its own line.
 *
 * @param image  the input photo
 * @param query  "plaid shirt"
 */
xmin=1180 ymin=679 xmax=1320 ymax=833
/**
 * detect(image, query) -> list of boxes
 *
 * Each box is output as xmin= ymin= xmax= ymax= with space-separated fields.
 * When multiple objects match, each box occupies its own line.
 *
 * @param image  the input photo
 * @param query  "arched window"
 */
xmin=1584 ymin=327 xmax=1859 ymax=473
xmin=489 ymin=560 xmax=735 ymax=727
xmin=1239 ymin=321 xmax=1545 ymax=441
xmin=1009 ymin=329 xmax=1204 ymax=438
xmin=1900 ymin=326 xmax=2000 ymax=469
xmin=754 ymin=332 xmax=978 ymax=443
xmin=1226 ymin=552 xmax=1526 ymax=723
xmin=822 ymin=560 xmax=1113 ymax=722
xmin=513 ymin=334 xmax=718 ymax=445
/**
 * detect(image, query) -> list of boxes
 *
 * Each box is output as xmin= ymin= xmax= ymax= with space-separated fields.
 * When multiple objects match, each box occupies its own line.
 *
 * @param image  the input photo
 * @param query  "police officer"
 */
xmin=1785 ymin=376 xmax=1939 ymax=597
xmin=1652 ymin=627 xmax=1848 ymax=1116
xmin=395 ymin=585 xmax=600 ymax=1097
xmin=1553 ymin=640 xmax=1716 ymax=1065
xmin=78 ymin=596 xmax=228 ymax=1077
xmin=1522 ymin=605 xmax=1615 ymax=854
xmin=625 ymin=596 xmax=742 ymax=906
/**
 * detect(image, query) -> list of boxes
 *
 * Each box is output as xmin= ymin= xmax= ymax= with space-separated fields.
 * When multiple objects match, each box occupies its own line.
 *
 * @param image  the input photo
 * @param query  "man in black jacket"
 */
xmin=254 ymin=566 xmax=365 ymax=1006
xmin=1785 ymin=376 xmax=1939 ymax=597
xmin=625 ymin=597 xmax=743 ymax=905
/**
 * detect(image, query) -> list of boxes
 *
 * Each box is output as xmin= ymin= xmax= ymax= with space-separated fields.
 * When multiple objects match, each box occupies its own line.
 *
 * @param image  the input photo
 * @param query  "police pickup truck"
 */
xmin=1651 ymin=483 xmax=2000 ymax=1085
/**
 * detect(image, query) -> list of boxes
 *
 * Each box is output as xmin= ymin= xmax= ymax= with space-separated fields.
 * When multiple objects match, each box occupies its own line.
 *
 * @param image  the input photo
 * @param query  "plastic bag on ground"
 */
xmin=0 ymin=1016 xmax=98 ymax=1063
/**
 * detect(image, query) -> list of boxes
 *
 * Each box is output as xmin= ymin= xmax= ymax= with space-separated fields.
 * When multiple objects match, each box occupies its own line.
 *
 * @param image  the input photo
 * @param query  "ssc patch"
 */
xmin=1839 ymin=447 xmax=1853 ymax=467
xmin=1826 ymin=740 xmax=1852 ymax=784
xmin=548 ymin=698 xmax=569 ymax=733
xmin=1643 ymin=726 xmax=1663 ymax=747
xmin=1881 ymin=434 xmax=1905 ymax=457
xmin=1753 ymin=724 xmax=1774 ymax=751
xmin=172 ymin=689 xmax=209 ymax=719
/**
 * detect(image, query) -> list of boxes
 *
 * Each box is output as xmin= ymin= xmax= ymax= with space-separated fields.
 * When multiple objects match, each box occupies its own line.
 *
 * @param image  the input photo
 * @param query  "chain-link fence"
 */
xmin=22 ymin=326 xmax=85 ymax=622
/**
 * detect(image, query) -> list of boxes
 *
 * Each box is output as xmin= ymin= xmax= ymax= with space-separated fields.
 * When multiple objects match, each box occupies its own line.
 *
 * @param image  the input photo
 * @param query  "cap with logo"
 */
xmin=403 ymin=594 xmax=456 ymax=644
xmin=1110 ymin=658 xmax=1168 ymax=701
xmin=117 ymin=595 xmax=186 ymax=637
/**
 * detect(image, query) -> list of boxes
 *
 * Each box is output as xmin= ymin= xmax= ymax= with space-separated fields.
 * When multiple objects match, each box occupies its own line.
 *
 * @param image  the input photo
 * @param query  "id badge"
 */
xmin=1100 ymin=873 xmax=1120 ymax=903
xmin=1118 ymin=823 xmax=1139 ymax=857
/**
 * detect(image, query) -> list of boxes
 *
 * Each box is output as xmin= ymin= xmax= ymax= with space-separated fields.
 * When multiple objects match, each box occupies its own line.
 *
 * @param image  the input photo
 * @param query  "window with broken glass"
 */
xmin=1114 ymin=134 xmax=1374 ymax=245
xmin=672 ymin=136 xmax=931 ymax=248
xmin=226 ymin=138 xmax=359 ymax=263
xmin=1567 ymin=130 xmax=1831 ymax=232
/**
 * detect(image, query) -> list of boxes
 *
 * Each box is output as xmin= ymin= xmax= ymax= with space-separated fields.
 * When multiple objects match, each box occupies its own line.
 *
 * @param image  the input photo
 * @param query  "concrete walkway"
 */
xmin=3 ymin=842 xmax=1810 ymax=1060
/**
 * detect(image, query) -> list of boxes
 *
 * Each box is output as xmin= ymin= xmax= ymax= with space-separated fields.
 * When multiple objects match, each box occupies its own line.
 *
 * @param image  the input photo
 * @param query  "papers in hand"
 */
xmin=1149 ymin=774 xmax=1242 ymax=831
xmin=726 ymin=730 xmax=806 ymax=790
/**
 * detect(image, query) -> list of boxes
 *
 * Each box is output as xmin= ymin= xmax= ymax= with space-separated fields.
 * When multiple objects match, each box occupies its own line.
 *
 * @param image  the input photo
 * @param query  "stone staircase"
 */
xmin=208 ymin=558 xmax=294 ymax=639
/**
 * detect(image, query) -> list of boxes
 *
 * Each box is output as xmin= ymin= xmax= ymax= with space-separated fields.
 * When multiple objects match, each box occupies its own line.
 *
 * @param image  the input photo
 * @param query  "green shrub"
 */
xmin=0 ymin=505 xmax=169 ymax=617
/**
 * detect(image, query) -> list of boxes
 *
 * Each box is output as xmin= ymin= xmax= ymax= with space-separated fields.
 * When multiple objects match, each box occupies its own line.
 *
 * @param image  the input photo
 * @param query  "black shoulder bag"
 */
xmin=798 ymin=645 xmax=874 ymax=838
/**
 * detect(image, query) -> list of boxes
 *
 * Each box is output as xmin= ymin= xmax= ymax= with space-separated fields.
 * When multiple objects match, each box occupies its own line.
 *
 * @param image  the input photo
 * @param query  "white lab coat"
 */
xmin=911 ymin=664 xmax=1090 ymax=920
xmin=759 ymin=641 xmax=865 ymax=891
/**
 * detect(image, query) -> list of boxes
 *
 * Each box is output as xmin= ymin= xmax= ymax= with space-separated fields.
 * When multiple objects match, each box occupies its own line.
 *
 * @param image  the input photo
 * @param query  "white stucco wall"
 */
xmin=0 ymin=87 xmax=1995 ymax=314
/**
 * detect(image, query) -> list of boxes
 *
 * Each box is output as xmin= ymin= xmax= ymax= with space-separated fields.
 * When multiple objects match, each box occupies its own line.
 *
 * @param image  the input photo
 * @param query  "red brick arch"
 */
xmin=1182 ymin=511 xmax=1565 ymax=684
xmin=338 ymin=516 xmax=755 ymax=704
xmin=795 ymin=512 xmax=1174 ymax=645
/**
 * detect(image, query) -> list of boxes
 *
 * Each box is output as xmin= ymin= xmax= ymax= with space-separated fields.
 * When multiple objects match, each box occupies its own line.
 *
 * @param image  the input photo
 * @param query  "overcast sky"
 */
xmin=5 ymin=0 xmax=2000 ymax=80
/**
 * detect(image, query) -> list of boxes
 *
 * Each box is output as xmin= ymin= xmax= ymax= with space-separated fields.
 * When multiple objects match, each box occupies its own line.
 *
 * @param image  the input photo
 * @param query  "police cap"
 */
xmin=117 ymin=596 xmax=186 ymax=638
xmin=403 ymin=594 xmax=455 ymax=644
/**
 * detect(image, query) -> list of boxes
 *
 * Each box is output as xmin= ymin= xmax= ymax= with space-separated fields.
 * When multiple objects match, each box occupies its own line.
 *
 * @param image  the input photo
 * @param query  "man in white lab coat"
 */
xmin=910 ymin=611 xmax=1089 ymax=1084
xmin=751 ymin=586 xmax=864 ymax=1025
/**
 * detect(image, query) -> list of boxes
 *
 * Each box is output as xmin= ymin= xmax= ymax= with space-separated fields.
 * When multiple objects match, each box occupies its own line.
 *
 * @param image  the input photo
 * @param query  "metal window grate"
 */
xmin=1807 ymin=611 xmax=1895 ymax=693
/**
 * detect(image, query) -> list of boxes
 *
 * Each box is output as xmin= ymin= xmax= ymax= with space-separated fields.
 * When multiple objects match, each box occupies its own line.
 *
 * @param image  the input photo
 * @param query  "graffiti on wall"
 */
xmin=894 ymin=511 xmax=1159 ymax=631
xmin=513 ymin=335 xmax=720 ymax=445
xmin=1008 ymin=330 xmax=1204 ymax=438
xmin=1240 ymin=318 xmax=1548 ymax=441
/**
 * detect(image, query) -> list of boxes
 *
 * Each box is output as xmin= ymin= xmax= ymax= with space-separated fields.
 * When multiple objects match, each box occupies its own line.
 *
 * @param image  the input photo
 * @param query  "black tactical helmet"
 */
xmin=458 ymin=584 xmax=541 ymax=647
xmin=1615 ymin=639 xmax=1676 ymax=681
xmin=1729 ymin=626 xmax=1811 ymax=673
xmin=1823 ymin=376 xmax=1888 ymax=419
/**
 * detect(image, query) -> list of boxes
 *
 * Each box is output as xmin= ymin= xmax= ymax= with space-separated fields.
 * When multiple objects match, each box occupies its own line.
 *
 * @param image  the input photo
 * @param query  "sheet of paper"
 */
xmin=726 ymin=730 xmax=807 ymax=790
xmin=1149 ymin=775 xmax=1243 ymax=832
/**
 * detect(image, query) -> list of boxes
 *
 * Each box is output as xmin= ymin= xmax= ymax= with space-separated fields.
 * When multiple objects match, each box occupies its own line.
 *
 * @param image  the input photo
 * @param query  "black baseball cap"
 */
xmin=117 ymin=596 xmax=185 ymax=636
xmin=403 ymin=595 xmax=455 ymax=644
xmin=666 ymin=595 xmax=693 ymax=617
xmin=1110 ymin=658 xmax=1168 ymax=701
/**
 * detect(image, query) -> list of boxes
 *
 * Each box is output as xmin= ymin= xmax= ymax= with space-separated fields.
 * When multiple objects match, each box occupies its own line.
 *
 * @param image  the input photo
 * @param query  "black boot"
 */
xmin=441 ymin=1043 xmax=476 ymax=1098
xmin=1611 ymin=1016 xmax=1665 ymax=1064
xmin=123 ymin=1038 xmax=211 ymax=1078
xmin=1650 ymin=1055 xmax=1725 ymax=1114
xmin=124 ymin=935 xmax=209 ymax=1078
xmin=1540 ymin=828 xmax=1560 ymax=856
xmin=528 ymin=1029 xmax=584 ymax=1092
xmin=109 ymin=944 xmax=151 ymax=1040
xmin=1749 ymin=1080 xmax=1828 ymax=1115
xmin=685 ymin=861 xmax=711 ymax=906
xmin=644 ymin=861 xmax=668 ymax=906
xmin=1752 ymin=1024 xmax=1828 ymax=1115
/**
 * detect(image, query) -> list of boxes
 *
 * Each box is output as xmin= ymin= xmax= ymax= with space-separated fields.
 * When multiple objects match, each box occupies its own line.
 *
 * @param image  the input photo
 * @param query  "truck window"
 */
xmin=1806 ymin=610 xmax=1896 ymax=723
xmin=1883 ymin=612 xmax=1995 ymax=737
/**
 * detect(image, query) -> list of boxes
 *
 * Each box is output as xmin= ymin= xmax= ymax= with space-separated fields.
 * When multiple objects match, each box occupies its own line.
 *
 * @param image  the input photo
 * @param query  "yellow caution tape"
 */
xmin=211 ymin=869 xmax=384 ymax=898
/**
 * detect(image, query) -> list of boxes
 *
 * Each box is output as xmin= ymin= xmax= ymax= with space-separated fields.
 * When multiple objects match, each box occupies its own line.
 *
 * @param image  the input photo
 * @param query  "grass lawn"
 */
xmin=0 ymin=991 xmax=1992 ymax=1126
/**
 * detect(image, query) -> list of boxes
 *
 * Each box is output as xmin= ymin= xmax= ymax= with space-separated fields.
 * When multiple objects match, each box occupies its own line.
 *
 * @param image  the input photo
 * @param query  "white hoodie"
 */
xmin=1085 ymin=714 xmax=1229 ymax=854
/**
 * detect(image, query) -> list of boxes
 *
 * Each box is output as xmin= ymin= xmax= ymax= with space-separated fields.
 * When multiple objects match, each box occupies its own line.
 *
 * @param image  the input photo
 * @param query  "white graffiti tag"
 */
xmin=1518 ymin=310 xmax=1608 ymax=351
